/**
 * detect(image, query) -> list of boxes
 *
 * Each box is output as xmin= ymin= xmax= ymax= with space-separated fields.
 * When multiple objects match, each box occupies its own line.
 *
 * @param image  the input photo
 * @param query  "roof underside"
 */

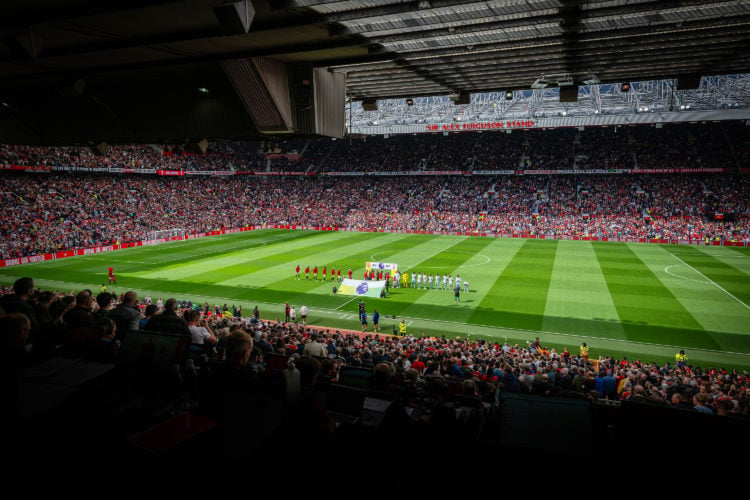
xmin=0 ymin=0 xmax=748 ymax=142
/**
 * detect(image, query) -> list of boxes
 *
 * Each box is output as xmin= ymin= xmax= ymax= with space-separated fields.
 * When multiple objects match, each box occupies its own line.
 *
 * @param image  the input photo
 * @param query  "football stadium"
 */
xmin=1 ymin=0 xmax=749 ymax=475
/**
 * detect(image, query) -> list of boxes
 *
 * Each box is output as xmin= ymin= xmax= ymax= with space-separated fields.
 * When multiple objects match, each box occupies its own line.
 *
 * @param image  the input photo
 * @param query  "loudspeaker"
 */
xmin=677 ymin=75 xmax=701 ymax=90
xmin=456 ymin=93 xmax=470 ymax=105
xmin=213 ymin=0 xmax=255 ymax=35
xmin=57 ymin=78 xmax=86 ymax=98
xmin=88 ymin=142 xmax=108 ymax=156
xmin=559 ymin=85 xmax=578 ymax=102
xmin=3 ymin=29 xmax=44 ymax=59
xmin=186 ymin=138 xmax=209 ymax=154
xmin=362 ymin=99 xmax=378 ymax=111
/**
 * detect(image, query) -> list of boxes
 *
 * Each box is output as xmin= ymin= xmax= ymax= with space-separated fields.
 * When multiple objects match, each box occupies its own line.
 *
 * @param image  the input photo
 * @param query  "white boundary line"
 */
xmin=334 ymin=295 xmax=360 ymax=311
xmin=664 ymin=264 xmax=710 ymax=285
xmin=670 ymin=253 xmax=750 ymax=311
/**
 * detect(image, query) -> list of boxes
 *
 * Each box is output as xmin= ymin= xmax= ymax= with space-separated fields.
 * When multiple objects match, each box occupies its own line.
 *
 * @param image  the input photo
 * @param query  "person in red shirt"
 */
xmin=305 ymin=266 xmax=310 ymax=280
xmin=378 ymin=271 xmax=383 ymax=281
xmin=411 ymin=356 xmax=426 ymax=374
xmin=348 ymin=269 xmax=353 ymax=279
xmin=322 ymin=266 xmax=327 ymax=281
xmin=337 ymin=268 xmax=341 ymax=282
xmin=107 ymin=266 xmax=116 ymax=284
xmin=295 ymin=265 xmax=300 ymax=280
xmin=330 ymin=266 xmax=335 ymax=282
xmin=313 ymin=266 xmax=318 ymax=280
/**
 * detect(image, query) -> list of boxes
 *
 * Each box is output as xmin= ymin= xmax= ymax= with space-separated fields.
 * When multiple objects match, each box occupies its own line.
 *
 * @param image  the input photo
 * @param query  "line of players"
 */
xmin=295 ymin=265 xmax=350 ymax=282
xmin=393 ymin=271 xmax=469 ymax=294
xmin=294 ymin=264 xmax=468 ymax=293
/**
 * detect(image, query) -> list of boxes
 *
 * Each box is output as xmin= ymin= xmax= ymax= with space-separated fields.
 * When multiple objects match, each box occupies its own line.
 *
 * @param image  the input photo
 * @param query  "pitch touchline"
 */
xmin=670 ymin=254 xmax=750 ymax=311
xmin=14 ymin=276 xmax=750 ymax=358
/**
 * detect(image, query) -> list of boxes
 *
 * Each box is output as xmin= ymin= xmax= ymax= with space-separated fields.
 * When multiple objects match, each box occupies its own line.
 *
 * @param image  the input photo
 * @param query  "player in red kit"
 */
xmin=313 ymin=266 xmax=318 ymax=280
xmin=330 ymin=266 xmax=335 ymax=282
xmin=348 ymin=268 xmax=353 ymax=279
xmin=322 ymin=266 xmax=327 ymax=281
xmin=305 ymin=266 xmax=310 ymax=280
xmin=107 ymin=266 xmax=116 ymax=284
xmin=337 ymin=268 xmax=341 ymax=282
xmin=295 ymin=265 xmax=300 ymax=280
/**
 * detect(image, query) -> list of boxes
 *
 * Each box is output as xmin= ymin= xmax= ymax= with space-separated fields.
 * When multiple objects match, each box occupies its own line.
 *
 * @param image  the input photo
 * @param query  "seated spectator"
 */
xmin=86 ymin=317 xmax=119 ymax=363
xmin=186 ymin=309 xmax=217 ymax=353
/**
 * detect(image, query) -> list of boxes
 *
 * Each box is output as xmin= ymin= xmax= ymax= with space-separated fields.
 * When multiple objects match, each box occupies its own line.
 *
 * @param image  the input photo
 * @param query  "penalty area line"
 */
xmin=670 ymin=253 xmax=750 ymax=311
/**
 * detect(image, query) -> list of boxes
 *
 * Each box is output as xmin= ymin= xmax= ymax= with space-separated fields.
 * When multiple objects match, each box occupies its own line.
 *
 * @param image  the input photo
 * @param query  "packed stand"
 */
xmin=3 ymin=279 xmax=749 ymax=423
xmin=1 ymin=172 xmax=749 ymax=259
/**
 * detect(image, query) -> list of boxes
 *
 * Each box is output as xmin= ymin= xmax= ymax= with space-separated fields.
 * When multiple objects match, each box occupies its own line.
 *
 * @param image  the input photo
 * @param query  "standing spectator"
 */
xmin=108 ymin=291 xmax=142 ymax=339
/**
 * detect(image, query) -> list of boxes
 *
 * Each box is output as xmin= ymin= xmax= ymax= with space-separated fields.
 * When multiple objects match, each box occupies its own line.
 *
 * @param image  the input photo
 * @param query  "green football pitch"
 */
xmin=2 ymin=229 xmax=749 ymax=369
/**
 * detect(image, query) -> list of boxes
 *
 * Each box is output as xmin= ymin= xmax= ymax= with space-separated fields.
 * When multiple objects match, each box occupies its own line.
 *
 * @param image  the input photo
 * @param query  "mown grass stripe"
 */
xmin=133 ymin=230 xmax=369 ymax=281
xmin=543 ymin=240 xmax=625 ymax=339
xmin=468 ymin=238 xmax=558 ymax=331
xmin=593 ymin=243 xmax=719 ymax=349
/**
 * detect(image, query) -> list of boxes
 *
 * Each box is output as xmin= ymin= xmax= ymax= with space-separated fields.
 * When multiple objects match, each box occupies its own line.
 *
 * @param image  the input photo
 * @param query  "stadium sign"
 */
xmin=426 ymin=120 xmax=535 ymax=132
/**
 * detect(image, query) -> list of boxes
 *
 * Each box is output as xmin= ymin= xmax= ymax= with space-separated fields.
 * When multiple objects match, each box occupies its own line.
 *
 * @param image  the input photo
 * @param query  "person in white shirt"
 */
xmin=290 ymin=305 xmax=297 ymax=323
xmin=186 ymin=310 xmax=217 ymax=349
xmin=300 ymin=304 xmax=308 ymax=325
xmin=303 ymin=333 xmax=327 ymax=357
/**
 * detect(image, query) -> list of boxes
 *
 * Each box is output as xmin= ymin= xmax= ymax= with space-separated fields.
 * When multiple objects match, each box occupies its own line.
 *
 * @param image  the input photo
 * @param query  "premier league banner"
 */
xmin=365 ymin=261 xmax=398 ymax=273
xmin=338 ymin=279 xmax=386 ymax=298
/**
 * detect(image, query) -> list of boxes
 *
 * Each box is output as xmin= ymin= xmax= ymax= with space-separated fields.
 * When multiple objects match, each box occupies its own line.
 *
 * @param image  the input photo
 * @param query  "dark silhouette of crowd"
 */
xmin=3 ymin=277 xmax=748 ymax=475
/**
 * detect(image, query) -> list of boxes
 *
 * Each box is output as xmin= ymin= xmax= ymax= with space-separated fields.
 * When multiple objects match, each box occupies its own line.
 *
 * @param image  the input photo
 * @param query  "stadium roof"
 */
xmin=0 ymin=0 xmax=749 ymax=143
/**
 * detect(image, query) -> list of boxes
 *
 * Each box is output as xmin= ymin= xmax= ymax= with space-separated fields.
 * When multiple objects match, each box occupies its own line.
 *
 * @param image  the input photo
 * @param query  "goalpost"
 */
xmin=147 ymin=228 xmax=186 ymax=241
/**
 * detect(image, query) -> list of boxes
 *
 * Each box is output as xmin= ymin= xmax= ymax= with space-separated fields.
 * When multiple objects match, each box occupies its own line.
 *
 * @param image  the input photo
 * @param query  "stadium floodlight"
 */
xmin=505 ymin=90 xmax=513 ymax=100
xmin=531 ymin=77 xmax=549 ymax=89
xmin=621 ymin=82 xmax=631 ymax=92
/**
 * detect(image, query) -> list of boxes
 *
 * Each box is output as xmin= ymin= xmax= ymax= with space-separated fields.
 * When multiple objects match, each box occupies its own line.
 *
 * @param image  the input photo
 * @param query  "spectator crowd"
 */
xmin=2 ymin=278 xmax=748 ymax=422
xmin=1 ymin=171 xmax=747 ymax=259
